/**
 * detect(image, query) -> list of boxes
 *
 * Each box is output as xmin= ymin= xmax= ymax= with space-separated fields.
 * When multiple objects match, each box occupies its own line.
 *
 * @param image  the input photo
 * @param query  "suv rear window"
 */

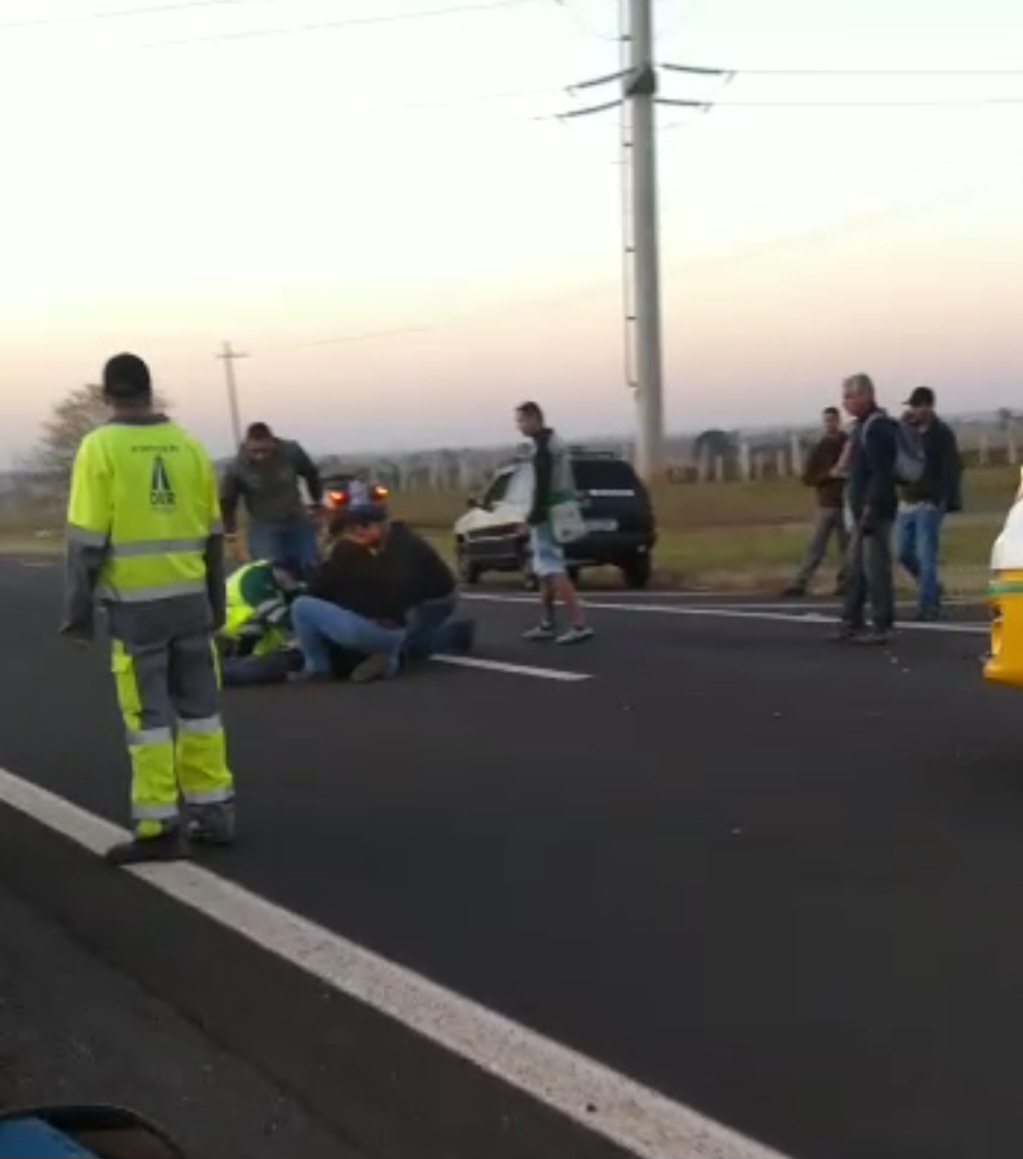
xmin=572 ymin=458 xmax=640 ymax=492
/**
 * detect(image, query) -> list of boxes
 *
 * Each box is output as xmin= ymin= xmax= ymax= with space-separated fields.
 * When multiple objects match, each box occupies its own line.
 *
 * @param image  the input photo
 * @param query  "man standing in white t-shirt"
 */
xmin=514 ymin=401 xmax=593 ymax=646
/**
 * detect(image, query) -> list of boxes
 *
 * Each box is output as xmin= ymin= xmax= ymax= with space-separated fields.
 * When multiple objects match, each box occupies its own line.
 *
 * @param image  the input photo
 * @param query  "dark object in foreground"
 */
xmin=105 ymin=828 xmax=190 ymax=867
xmin=0 ymin=1104 xmax=185 ymax=1158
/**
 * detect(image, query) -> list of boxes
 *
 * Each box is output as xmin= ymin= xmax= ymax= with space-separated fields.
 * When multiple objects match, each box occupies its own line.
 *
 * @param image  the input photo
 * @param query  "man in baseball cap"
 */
xmin=897 ymin=386 xmax=962 ymax=620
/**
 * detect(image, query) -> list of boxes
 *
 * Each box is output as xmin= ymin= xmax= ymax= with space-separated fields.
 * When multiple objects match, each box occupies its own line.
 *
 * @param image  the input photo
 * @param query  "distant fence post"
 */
xmin=1009 ymin=423 xmax=1019 ymax=466
xmin=739 ymin=440 xmax=751 ymax=482
xmin=714 ymin=455 xmax=725 ymax=483
xmin=978 ymin=431 xmax=989 ymax=467
xmin=776 ymin=448 xmax=787 ymax=478
xmin=789 ymin=431 xmax=803 ymax=479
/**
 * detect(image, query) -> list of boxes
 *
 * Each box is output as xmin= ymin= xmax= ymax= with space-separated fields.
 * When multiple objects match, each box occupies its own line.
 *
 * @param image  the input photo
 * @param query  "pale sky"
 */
xmin=2 ymin=0 xmax=1022 ymax=460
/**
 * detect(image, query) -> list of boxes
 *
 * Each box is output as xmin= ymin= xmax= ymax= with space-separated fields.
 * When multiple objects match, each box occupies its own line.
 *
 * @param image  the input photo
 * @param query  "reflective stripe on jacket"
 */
xmin=67 ymin=419 xmax=221 ymax=602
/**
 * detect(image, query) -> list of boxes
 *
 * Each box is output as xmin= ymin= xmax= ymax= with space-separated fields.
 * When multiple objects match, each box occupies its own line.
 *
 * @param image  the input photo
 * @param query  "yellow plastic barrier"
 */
xmin=985 ymin=569 xmax=1023 ymax=688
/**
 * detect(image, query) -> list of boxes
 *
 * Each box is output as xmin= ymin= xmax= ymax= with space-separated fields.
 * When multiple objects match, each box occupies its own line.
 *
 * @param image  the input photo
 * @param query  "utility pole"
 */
xmin=215 ymin=340 xmax=248 ymax=448
xmin=558 ymin=0 xmax=666 ymax=481
xmin=623 ymin=0 xmax=665 ymax=480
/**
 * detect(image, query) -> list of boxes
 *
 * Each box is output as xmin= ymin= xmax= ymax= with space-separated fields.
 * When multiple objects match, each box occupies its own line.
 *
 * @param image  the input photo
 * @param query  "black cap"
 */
xmin=102 ymin=353 xmax=152 ymax=401
xmin=904 ymin=386 xmax=935 ymax=407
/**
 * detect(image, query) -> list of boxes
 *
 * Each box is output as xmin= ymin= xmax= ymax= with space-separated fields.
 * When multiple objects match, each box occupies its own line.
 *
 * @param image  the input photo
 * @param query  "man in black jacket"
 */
xmin=896 ymin=386 xmax=962 ymax=620
xmin=289 ymin=507 xmax=407 ymax=683
xmin=380 ymin=520 xmax=475 ymax=660
xmin=783 ymin=406 xmax=849 ymax=596
xmin=838 ymin=373 xmax=898 ymax=644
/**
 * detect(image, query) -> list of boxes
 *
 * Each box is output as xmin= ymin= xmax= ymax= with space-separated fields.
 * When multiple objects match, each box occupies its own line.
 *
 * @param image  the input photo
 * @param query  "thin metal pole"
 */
xmin=625 ymin=0 xmax=665 ymax=479
xmin=215 ymin=340 xmax=248 ymax=448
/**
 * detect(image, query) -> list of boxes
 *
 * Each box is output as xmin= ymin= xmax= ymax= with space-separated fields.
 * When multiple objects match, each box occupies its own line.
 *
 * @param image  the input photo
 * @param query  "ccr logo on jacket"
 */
xmin=150 ymin=455 xmax=177 ymax=511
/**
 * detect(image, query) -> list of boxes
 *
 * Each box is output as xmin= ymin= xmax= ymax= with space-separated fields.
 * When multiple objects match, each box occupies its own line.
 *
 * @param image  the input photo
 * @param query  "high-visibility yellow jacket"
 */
xmin=222 ymin=561 xmax=293 ymax=656
xmin=62 ymin=416 xmax=224 ymax=639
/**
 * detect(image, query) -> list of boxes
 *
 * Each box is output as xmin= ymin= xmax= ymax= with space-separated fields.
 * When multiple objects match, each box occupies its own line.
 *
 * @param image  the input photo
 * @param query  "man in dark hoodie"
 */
xmin=783 ymin=406 xmax=849 ymax=597
xmin=837 ymin=373 xmax=898 ymax=644
xmin=379 ymin=519 xmax=475 ymax=660
xmin=896 ymin=386 xmax=962 ymax=620
xmin=220 ymin=421 xmax=323 ymax=578
xmin=288 ymin=506 xmax=407 ymax=684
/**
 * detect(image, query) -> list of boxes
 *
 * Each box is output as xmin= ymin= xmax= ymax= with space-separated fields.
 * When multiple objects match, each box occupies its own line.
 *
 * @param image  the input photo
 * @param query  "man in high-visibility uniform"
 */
xmin=221 ymin=560 xmax=300 ymax=658
xmin=61 ymin=353 xmax=235 ymax=865
xmin=218 ymin=560 xmax=305 ymax=686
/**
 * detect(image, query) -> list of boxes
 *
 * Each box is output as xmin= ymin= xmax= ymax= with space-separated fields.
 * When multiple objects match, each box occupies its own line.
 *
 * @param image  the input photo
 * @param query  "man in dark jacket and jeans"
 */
xmin=783 ymin=406 xmax=849 ymax=597
xmin=896 ymin=386 xmax=961 ymax=620
xmin=220 ymin=422 xmax=324 ymax=578
xmin=837 ymin=373 xmax=898 ymax=644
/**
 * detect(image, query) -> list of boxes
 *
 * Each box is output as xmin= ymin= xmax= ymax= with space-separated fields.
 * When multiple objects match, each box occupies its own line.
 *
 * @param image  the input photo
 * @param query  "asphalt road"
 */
xmin=0 ymin=557 xmax=1020 ymax=1159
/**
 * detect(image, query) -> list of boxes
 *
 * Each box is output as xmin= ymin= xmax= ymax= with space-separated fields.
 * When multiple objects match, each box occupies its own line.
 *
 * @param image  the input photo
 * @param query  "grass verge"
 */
xmin=2 ymin=465 xmax=1010 ymax=596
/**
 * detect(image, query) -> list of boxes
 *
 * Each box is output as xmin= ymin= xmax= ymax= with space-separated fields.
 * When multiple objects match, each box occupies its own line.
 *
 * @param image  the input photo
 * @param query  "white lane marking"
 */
xmin=464 ymin=594 xmax=990 ymax=635
xmin=0 ymin=768 xmax=790 ymax=1159
xmin=561 ymin=591 xmax=980 ymax=608
xmin=16 ymin=560 xmax=58 ymax=569
xmin=432 ymin=654 xmax=591 ymax=682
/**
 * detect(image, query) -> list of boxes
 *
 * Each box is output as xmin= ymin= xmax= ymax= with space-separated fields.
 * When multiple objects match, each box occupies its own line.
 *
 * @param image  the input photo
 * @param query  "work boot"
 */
xmin=187 ymin=801 xmax=237 ymax=848
xmin=106 ymin=827 xmax=190 ymax=867
xmin=350 ymin=652 xmax=393 ymax=683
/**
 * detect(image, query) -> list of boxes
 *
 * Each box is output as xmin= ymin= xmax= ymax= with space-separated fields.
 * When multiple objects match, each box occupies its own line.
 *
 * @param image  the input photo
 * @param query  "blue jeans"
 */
xmin=247 ymin=517 xmax=320 ymax=578
xmin=897 ymin=504 xmax=945 ymax=614
xmin=405 ymin=593 xmax=460 ymax=660
xmin=291 ymin=596 xmax=405 ymax=677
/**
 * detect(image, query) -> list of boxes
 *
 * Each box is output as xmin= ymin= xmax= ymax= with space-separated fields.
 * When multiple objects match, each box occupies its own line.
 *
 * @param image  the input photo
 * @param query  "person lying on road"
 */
xmin=219 ymin=559 xmax=305 ymax=687
xmin=289 ymin=506 xmax=407 ymax=684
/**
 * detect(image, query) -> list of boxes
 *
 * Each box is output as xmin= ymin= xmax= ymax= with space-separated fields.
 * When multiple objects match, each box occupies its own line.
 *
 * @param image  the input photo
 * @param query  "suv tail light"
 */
xmin=372 ymin=484 xmax=390 ymax=500
xmin=326 ymin=490 xmax=348 ymax=509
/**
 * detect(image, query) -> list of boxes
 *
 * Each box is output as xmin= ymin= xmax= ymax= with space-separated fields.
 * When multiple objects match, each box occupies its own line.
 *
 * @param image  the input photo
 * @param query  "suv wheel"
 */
xmin=621 ymin=552 xmax=652 ymax=590
xmin=456 ymin=543 xmax=481 ymax=585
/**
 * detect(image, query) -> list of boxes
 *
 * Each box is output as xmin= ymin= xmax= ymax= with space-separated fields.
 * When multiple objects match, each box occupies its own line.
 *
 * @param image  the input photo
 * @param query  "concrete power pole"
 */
xmin=623 ymin=0 xmax=665 ymax=480
xmin=215 ymin=340 xmax=248 ymax=449
xmin=561 ymin=0 xmax=666 ymax=481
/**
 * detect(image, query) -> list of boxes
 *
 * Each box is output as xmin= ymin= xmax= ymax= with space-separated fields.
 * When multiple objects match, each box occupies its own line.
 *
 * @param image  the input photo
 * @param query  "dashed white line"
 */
xmin=0 ymin=767 xmax=790 ymax=1159
xmin=432 ymin=654 xmax=591 ymax=681
xmin=464 ymin=593 xmax=990 ymax=635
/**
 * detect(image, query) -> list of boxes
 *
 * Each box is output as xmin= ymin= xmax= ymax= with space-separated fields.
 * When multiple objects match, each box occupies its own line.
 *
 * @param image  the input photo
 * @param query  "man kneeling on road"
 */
xmin=289 ymin=506 xmax=407 ymax=684
xmin=381 ymin=518 xmax=476 ymax=661
xmin=219 ymin=559 xmax=305 ymax=686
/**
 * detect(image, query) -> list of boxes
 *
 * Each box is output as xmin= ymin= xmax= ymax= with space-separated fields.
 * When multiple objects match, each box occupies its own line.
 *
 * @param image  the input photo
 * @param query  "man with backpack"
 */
xmin=835 ymin=373 xmax=909 ymax=644
xmin=896 ymin=386 xmax=962 ymax=620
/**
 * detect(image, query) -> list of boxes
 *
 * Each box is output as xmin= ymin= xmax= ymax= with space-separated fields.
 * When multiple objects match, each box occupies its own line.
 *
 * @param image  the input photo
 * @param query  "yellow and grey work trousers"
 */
xmin=110 ymin=629 xmax=233 ymax=838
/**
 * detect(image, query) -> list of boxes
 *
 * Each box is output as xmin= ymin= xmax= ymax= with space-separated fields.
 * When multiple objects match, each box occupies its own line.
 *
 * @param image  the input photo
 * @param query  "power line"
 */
xmin=0 ymin=0 xmax=283 ymax=31
xmin=659 ymin=97 xmax=1023 ymax=110
xmin=664 ymin=64 xmax=1023 ymax=78
xmin=142 ymin=0 xmax=541 ymax=47
xmin=0 ymin=0 xmax=539 ymax=38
